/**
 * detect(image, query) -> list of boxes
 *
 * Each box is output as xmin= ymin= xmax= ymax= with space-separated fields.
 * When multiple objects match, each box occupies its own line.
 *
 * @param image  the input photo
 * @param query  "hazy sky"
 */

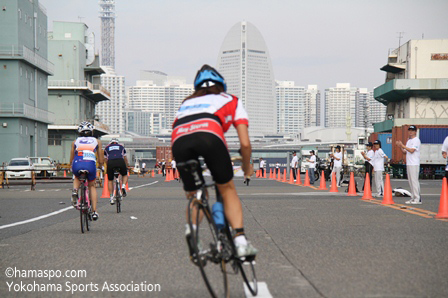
xmin=40 ymin=0 xmax=448 ymax=91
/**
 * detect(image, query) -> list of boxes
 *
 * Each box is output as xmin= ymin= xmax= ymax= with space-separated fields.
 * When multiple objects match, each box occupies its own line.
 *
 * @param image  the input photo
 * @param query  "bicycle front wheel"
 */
xmin=188 ymin=198 xmax=228 ymax=298
xmin=237 ymin=258 xmax=258 ymax=296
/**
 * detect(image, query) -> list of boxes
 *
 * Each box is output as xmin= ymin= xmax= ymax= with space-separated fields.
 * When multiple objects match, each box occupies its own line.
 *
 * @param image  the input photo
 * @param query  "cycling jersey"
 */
xmin=104 ymin=143 xmax=127 ymax=160
xmin=74 ymin=137 xmax=98 ymax=162
xmin=171 ymin=93 xmax=248 ymax=145
xmin=73 ymin=137 xmax=98 ymax=181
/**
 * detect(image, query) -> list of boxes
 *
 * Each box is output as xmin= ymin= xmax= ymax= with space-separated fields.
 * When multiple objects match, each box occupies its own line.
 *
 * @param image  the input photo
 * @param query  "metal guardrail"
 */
xmin=48 ymin=80 xmax=111 ymax=97
xmin=0 ymin=45 xmax=54 ymax=74
xmin=0 ymin=102 xmax=54 ymax=123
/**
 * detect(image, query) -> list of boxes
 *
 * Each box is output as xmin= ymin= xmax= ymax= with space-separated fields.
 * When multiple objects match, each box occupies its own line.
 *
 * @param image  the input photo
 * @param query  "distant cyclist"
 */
xmin=104 ymin=138 xmax=129 ymax=205
xmin=172 ymin=64 xmax=257 ymax=259
xmin=70 ymin=122 xmax=104 ymax=220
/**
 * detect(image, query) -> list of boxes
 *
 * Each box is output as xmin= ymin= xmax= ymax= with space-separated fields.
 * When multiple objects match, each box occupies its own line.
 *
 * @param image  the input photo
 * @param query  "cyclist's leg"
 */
xmin=215 ymin=181 xmax=243 ymax=229
xmin=88 ymin=180 xmax=97 ymax=210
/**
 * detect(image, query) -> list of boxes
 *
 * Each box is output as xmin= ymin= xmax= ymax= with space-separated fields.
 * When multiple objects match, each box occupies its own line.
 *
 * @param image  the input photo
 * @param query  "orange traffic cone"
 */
xmin=289 ymin=169 xmax=294 ymax=184
xmin=381 ymin=173 xmax=395 ymax=205
xmin=101 ymin=174 xmax=110 ymax=198
xmin=151 ymin=170 xmax=155 ymax=178
xmin=277 ymin=170 xmax=281 ymax=181
xmin=318 ymin=170 xmax=327 ymax=190
xmin=435 ymin=178 xmax=448 ymax=219
xmin=361 ymin=173 xmax=373 ymax=200
xmin=303 ymin=170 xmax=310 ymax=186
xmin=263 ymin=169 xmax=266 ymax=178
xmin=329 ymin=172 xmax=338 ymax=193
xmin=269 ymin=169 xmax=273 ymax=179
xmin=158 ymin=168 xmax=162 ymax=175
xmin=165 ymin=169 xmax=171 ymax=182
xmin=296 ymin=171 xmax=302 ymax=185
xmin=282 ymin=169 xmax=287 ymax=182
xmin=125 ymin=171 xmax=130 ymax=191
xmin=347 ymin=172 xmax=358 ymax=196
xmin=64 ymin=170 xmax=67 ymax=177
xmin=256 ymin=169 xmax=260 ymax=178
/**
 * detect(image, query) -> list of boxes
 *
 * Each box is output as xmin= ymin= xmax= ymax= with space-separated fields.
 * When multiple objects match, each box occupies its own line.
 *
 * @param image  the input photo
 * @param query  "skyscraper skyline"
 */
xmin=217 ymin=21 xmax=276 ymax=134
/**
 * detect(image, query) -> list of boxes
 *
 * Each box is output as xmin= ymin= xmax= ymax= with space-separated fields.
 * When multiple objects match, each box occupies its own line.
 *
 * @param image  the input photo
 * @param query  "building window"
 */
xmin=48 ymin=134 xmax=62 ymax=146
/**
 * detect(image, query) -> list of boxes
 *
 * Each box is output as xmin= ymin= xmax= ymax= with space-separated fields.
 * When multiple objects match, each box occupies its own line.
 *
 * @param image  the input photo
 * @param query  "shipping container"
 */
xmin=378 ymin=133 xmax=393 ymax=159
xmin=156 ymin=146 xmax=172 ymax=163
xmin=368 ymin=133 xmax=378 ymax=144
xmin=419 ymin=128 xmax=448 ymax=144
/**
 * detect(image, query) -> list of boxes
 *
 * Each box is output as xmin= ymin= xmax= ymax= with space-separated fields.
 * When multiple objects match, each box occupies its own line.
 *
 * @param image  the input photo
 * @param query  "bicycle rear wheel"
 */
xmin=237 ymin=258 xmax=257 ymax=296
xmin=188 ymin=198 xmax=228 ymax=298
xmin=80 ymin=186 xmax=86 ymax=233
xmin=115 ymin=179 xmax=121 ymax=213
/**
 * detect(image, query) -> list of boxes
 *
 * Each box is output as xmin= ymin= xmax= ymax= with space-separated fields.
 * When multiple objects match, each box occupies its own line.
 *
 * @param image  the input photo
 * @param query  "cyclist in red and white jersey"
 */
xmin=172 ymin=64 xmax=257 ymax=259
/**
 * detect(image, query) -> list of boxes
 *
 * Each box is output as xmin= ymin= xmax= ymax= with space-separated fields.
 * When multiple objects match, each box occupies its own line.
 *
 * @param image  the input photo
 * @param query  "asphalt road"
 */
xmin=1 ymin=174 xmax=447 ymax=297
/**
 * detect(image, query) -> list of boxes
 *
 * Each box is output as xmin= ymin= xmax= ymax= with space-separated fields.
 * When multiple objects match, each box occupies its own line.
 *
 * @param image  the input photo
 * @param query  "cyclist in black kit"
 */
xmin=104 ymin=138 xmax=129 ymax=205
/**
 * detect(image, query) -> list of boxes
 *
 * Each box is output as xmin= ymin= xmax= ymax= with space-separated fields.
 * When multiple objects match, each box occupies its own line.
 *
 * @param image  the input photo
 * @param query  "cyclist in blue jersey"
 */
xmin=70 ymin=122 xmax=104 ymax=220
xmin=104 ymin=138 xmax=129 ymax=205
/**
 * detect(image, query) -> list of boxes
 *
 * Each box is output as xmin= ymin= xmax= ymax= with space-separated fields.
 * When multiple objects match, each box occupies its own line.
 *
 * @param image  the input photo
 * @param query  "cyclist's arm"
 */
xmin=124 ymin=156 xmax=129 ymax=168
xmin=97 ymin=140 xmax=104 ymax=167
xmin=69 ymin=141 xmax=75 ymax=165
xmin=236 ymin=123 xmax=252 ymax=175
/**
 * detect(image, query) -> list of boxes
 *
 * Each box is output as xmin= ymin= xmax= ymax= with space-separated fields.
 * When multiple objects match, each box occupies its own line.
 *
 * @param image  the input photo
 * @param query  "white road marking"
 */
xmin=0 ymin=206 xmax=73 ymax=230
xmin=129 ymin=181 xmax=159 ymax=190
xmin=244 ymin=282 xmax=272 ymax=298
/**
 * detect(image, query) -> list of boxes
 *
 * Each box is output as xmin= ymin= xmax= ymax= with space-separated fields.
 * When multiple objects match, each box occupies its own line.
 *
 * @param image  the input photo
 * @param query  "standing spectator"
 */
xmin=330 ymin=145 xmax=343 ymax=187
xmin=290 ymin=151 xmax=299 ymax=181
xmin=171 ymin=158 xmax=177 ymax=180
xmin=141 ymin=161 xmax=146 ymax=177
xmin=275 ymin=161 xmax=280 ymax=174
xmin=308 ymin=150 xmax=316 ymax=185
xmin=259 ymin=158 xmax=266 ymax=177
xmin=396 ymin=125 xmax=421 ymax=204
xmin=361 ymin=142 xmax=374 ymax=191
xmin=372 ymin=140 xmax=388 ymax=197
xmin=442 ymin=136 xmax=448 ymax=179
xmin=161 ymin=159 xmax=166 ymax=176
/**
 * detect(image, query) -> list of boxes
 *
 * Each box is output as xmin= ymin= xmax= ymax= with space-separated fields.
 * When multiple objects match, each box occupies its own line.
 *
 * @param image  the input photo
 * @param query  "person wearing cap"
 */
xmin=290 ymin=151 xmax=299 ymax=182
xmin=442 ymin=136 xmax=448 ymax=179
xmin=330 ymin=145 xmax=343 ymax=187
xmin=361 ymin=142 xmax=374 ymax=191
xmin=307 ymin=150 xmax=316 ymax=185
xmin=372 ymin=140 xmax=389 ymax=197
xmin=396 ymin=125 xmax=421 ymax=204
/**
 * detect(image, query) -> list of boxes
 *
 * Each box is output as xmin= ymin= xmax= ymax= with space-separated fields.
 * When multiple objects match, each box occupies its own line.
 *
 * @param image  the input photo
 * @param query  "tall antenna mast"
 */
xmin=99 ymin=0 xmax=115 ymax=68
xmin=397 ymin=31 xmax=405 ymax=59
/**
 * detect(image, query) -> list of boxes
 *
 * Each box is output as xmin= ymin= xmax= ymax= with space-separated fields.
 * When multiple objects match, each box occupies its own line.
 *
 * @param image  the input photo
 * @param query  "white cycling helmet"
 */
xmin=109 ymin=138 xmax=119 ymax=144
xmin=78 ymin=121 xmax=94 ymax=134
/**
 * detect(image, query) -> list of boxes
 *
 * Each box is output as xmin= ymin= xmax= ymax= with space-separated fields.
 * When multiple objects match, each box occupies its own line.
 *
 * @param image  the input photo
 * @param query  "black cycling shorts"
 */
xmin=107 ymin=159 xmax=127 ymax=180
xmin=172 ymin=132 xmax=233 ymax=191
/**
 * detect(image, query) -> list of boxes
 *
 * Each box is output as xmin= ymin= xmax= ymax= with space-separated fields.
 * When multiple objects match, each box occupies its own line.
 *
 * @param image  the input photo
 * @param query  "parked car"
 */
xmin=6 ymin=158 xmax=34 ymax=179
xmin=29 ymin=157 xmax=57 ymax=177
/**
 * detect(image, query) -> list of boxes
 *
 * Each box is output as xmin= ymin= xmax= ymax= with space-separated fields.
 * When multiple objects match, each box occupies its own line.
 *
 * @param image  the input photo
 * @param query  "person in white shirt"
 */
xmin=396 ymin=125 xmax=421 ymax=204
xmin=275 ymin=161 xmax=280 ymax=175
xmin=330 ymin=146 xmax=343 ymax=187
xmin=290 ymin=151 xmax=299 ymax=182
xmin=259 ymin=158 xmax=266 ymax=177
xmin=171 ymin=159 xmax=177 ymax=180
xmin=308 ymin=150 xmax=317 ymax=185
xmin=442 ymin=136 xmax=448 ymax=179
xmin=141 ymin=162 xmax=146 ymax=177
xmin=361 ymin=142 xmax=374 ymax=191
xmin=372 ymin=140 xmax=388 ymax=197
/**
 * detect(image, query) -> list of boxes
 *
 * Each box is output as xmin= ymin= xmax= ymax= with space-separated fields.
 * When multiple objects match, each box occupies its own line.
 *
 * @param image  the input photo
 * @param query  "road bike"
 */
xmin=112 ymin=168 xmax=123 ymax=213
xmin=178 ymin=160 xmax=257 ymax=298
xmin=76 ymin=170 xmax=92 ymax=233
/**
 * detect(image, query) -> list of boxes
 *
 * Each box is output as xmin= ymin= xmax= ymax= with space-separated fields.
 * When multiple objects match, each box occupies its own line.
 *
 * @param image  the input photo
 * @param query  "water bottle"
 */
xmin=212 ymin=202 xmax=225 ymax=230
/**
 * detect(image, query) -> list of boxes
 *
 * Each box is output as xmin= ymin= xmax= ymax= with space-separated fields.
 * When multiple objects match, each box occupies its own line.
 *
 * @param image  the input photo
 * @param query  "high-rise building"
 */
xmin=276 ymin=81 xmax=305 ymax=134
xmin=305 ymin=85 xmax=320 ymax=127
xmin=96 ymin=67 xmax=125 ymax=133
xmin=127 ymin=73 xmax=194 ymax=133
xmin=217 ymin=21 xmax=276 ymax=134
xmin=124 ymin=110 xmax=164 ymax=136
xmin=99 ymin=0 xmax=115 ymax=68
xmin=325 ymin=83 xmax=357 ymax=128
xmin=0 ymin=0 xmax=53 ymax=162
xmin=355 ymin=88 xmax=386 ymax=128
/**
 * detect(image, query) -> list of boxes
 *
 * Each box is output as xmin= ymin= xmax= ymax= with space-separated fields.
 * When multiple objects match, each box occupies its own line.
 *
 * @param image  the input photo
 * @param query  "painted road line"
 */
xmin=242 ymin=192 xmax=341 ymax=196
xmin=366 ymin=199 xmax=435 ymax=218
xmin=128 ymin=181 xmax=159 ymax=190
xmin=244 ymin=282 xmax=272 ymax=298
xmin=0 ymin=206 xmax=73 ymax=230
